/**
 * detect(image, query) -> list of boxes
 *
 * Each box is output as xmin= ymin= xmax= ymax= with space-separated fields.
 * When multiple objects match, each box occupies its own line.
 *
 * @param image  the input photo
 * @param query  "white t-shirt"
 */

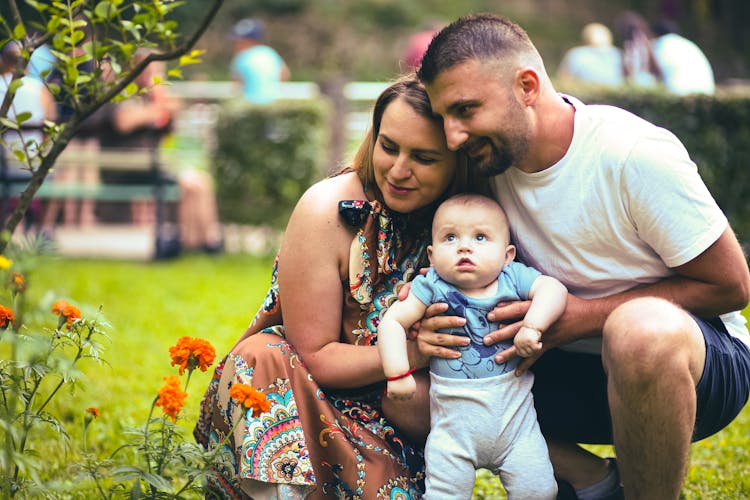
xmin=492 ymin=95 xmax=748 ymax=353
xmin=0 ymin=74 xmax=47 ymax=167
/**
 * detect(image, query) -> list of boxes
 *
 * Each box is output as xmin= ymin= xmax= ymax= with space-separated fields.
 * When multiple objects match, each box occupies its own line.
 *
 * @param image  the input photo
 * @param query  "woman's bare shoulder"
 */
xmin=293 ymin=171 xmax=365 ymax=220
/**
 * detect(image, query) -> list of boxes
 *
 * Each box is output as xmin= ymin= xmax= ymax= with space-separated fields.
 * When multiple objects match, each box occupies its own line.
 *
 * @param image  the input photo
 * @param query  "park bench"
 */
xmin=0 ymin=144 xmax=181 ymax=259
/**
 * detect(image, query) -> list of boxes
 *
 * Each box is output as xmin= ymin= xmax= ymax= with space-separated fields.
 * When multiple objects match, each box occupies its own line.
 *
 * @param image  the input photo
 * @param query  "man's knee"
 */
xmin=602 ymin=297 xmax=702 ymax=380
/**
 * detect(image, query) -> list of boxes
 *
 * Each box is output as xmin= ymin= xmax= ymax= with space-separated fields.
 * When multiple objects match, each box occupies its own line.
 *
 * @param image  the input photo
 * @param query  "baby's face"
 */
xmin=429 ymin=203 xmax=511 ymax=292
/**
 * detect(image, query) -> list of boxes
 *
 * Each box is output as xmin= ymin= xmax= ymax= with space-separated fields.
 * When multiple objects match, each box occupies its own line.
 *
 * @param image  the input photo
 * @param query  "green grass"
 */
xmin=16 ymin=254 xmax=750 ymax=498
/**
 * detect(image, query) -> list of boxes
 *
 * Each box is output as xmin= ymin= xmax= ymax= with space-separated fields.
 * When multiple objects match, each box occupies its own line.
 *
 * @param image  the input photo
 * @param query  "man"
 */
xmin=229 ymin=17 xmax=290 ymax=104
xmin=415 ymin=13 xmax=750 ymax=500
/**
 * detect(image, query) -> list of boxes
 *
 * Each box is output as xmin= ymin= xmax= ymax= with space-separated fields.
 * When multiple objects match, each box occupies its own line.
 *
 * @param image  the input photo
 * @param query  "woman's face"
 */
xmin=373 ymin=97 xmax=457 ymax=214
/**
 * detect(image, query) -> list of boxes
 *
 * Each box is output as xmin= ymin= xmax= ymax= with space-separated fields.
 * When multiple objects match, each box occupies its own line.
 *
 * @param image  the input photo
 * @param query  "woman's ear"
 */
xmin=514 ymin=67 xmax=541 ymax=105
xmin=504 ymin=244 xmax=516 ymax=265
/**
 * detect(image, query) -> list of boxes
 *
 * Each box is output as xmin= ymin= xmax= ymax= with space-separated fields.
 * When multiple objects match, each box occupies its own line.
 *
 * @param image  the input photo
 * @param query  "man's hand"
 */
xmin=487 ymin=294 xmax=590 ymax=375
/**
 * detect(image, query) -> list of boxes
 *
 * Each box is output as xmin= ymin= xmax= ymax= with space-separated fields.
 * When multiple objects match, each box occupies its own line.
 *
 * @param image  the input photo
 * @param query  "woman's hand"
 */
xmin=414 ymin=302 xmax=468 ymax=360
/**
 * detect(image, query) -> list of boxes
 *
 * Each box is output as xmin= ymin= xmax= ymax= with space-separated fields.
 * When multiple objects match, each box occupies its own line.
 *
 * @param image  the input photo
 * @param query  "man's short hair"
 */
xmin=418 ymin=13 xmax=541 ymax=83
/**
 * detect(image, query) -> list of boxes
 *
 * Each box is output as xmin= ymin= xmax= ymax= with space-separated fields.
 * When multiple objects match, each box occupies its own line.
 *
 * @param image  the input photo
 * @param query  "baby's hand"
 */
xmin=386 ymin=375 xmax=417 ymax=400
xmin=515 ymin=325 xmax=542 ymax=357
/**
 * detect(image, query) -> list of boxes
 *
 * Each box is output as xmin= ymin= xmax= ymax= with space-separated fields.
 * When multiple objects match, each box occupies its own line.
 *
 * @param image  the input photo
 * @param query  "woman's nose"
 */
xmin=391 ymin=154 xmax=412 ymax=179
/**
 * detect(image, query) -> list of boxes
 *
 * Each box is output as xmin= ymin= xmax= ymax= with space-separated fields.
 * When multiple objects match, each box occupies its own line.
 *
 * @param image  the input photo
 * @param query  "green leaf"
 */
xmin=141 ymin=472 xmax=173 ymax=491
xmin=13 ymin=24 xmax=27 ymax=40
xmin=8 ymin=78 xmax=24 ymax=94
xmin=94 ymin=1 xmax=118 ymax=21
xmin=15 ymin=112 xmax=32 ymax=124
xmin=0 ymin=118 xmax=19 ymax=130
xmin=124 ymin=82 xmax=139 ymax=97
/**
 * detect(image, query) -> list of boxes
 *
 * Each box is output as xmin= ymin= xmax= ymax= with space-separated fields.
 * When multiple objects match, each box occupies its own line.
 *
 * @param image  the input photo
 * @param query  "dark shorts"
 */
xmin=530 ymin=315 xmax=750 ymax=444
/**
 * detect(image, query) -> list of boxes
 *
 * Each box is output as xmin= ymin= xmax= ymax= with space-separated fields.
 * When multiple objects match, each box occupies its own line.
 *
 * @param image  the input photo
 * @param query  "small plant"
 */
xmin=0 ymin=243 xmax=270 ymax=498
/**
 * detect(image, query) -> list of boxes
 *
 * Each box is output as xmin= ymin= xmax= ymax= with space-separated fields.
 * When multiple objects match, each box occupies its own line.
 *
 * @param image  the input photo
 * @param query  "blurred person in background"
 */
xmin=229 ymin=17 xmax=291 ymax=104
xmin=97 ymin=48 xmax=223 ymax=254
xmin=402 ymin=19 xmax=443 ymax=72
xmin=0 ymin=40 xmax=56 ymax=229
xmin=615 ymin=11 xmax=663 ymax=88
xmin=652 ymin=19 xmax=715 ymax=96
xmin=556 ymin=22 xmax=624 ymax=88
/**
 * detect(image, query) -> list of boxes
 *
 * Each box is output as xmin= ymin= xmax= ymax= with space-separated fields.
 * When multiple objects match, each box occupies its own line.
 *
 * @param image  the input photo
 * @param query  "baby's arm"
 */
xmin=378 ymin=293 xmax=429 ymax=399
xmin=515 ymin=275 xmax=568 ymax=357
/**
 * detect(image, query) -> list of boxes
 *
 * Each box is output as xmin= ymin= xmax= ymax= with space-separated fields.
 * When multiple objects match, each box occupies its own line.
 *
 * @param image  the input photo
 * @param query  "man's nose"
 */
xmin=444 ymin=118 xmax=468 ymax=151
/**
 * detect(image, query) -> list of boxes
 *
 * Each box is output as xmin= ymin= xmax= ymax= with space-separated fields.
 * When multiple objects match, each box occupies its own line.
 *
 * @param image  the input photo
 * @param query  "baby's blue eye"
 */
xmin=476 ymin=234 xmax=487 ymax=242
xmin=446 ymin=234 xmax=456 ymax=242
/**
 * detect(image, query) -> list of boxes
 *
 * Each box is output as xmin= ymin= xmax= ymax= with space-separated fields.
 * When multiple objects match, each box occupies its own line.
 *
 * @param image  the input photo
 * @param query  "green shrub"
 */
xmin=212 ymin=99 xmax=330 ymax=229
xmin=573 ymin=87 xmax=750 ymax=247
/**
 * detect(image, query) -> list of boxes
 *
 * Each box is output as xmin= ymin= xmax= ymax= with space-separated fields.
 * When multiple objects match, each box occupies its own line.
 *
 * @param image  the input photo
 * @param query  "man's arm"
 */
xmin=493 ymin=226 xmax=750 ymax=368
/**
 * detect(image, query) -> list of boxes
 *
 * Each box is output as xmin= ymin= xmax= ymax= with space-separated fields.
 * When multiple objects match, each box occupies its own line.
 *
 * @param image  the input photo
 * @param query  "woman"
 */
xmin=194 ymin=75 xmax=482 ymax=499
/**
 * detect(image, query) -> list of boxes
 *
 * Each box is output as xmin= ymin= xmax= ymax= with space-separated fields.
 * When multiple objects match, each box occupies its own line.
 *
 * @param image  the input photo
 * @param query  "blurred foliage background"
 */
xmin=8 ymin=0 xmax=748 ymax=85
xmin=171 ymin=0 xmax=746 ymax=84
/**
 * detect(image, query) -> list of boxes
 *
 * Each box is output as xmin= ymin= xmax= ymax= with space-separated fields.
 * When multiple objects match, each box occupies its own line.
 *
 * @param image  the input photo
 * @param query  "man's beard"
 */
xmin=467 ymin=141 xmax=514 ymax=177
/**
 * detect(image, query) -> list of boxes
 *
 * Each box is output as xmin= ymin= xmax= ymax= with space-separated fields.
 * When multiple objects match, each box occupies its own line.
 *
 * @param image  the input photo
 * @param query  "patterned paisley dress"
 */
xmin=194 ymin=198 xmax=432 ymax=499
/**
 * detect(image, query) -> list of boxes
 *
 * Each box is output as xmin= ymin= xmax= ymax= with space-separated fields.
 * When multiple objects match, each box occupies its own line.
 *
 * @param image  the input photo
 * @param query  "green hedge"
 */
xmin=572 ymin=87 xmax=750 ymax=247
xmin=212 ymin=99 xmax=330 ymax=228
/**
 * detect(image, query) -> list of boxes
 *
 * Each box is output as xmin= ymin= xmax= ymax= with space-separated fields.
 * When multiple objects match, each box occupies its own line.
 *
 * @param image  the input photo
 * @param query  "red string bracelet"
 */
xmin=386 ymin=367 xmax=416 ymax=381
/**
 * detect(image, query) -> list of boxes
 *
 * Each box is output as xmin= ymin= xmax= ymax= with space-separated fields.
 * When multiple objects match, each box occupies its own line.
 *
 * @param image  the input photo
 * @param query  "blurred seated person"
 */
xmin=615 ymin=11 xmax=663 ymax=88
xmin=652 ymin=19 xmax=715 ymax=96
xmin=556 ymin=22 xmax=624 ymax=88
xmin=40 ymin=26 xmax=99 ymax=232
xmin=98 ymin=48 xmax=223 ymax=253
xmin=229 ymin=17 xmax=290 ymax=104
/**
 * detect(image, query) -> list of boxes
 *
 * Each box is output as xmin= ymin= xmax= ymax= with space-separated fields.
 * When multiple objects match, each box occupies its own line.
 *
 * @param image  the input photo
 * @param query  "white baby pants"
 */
xmin=423 ymin=370 xmax=557 ymax=500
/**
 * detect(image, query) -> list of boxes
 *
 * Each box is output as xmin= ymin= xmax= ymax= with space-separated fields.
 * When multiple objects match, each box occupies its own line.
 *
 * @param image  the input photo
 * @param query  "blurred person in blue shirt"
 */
xmin=229 ymin=18 xmax=290 ymax=104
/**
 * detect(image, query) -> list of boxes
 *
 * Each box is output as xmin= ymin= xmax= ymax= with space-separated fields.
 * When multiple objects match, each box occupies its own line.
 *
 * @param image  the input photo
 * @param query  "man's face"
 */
xmin=425 ymin=59 xmax=530 ymax=176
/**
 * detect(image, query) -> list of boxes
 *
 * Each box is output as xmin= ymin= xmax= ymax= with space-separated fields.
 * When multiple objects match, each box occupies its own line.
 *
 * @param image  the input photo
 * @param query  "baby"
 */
xmin=378 ymin=193 xmax=567 ymax=499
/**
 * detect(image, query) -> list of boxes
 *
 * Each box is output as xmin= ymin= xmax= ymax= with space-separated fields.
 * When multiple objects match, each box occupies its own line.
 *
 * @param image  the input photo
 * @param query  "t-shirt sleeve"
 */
xmin=409 ymin=269 xmax=437 ymax=306
xmin=505 ymin=261 xmax=542 ymax=299
xmin=623 ymin=130 xmax=727 ymax=268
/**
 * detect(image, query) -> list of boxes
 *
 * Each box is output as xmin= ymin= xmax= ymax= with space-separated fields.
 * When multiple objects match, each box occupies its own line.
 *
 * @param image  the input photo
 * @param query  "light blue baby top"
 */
xmin=410 ymin=262 xmax=541 ymax=379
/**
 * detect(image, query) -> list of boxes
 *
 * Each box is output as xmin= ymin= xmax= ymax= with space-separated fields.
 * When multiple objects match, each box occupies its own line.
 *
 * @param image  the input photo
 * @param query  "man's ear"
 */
xmin=427 ymin=245 xmax=434 ymax=265
xmin=514 ymin=67 xmax=540 ymax=105
xmin=504 ymin=244 xmax=516 ymax=265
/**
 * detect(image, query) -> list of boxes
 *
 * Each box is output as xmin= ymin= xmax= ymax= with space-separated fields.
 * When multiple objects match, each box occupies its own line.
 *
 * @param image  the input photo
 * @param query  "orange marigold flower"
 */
xmin=229 ymin=383 xmax=271 ymax=417
xmin=155 ymin=375 xmax=188 ymax=422
xmin=8 ymin=272 xmax=26 ymax=293
xmin=85 ymin=407 xmax=100 ymax=418
xmin=0 ymin=304 xmax=14 ymax=329
xmin=169 ymin=336 xmax=216 ymax=375
xmin=51 ymin=300 xmax=82 ymax=328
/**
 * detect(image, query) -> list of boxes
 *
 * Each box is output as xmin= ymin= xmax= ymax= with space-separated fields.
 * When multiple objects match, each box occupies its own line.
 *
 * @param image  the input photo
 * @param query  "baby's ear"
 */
xmin=427 ymin=245 xmax=434 ymax=265
xmin=504 ymin=244 xmax=516 ymax=265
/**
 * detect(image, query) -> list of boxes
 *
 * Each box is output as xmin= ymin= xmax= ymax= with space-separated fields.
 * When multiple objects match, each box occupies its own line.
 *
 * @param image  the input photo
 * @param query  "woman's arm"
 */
xmin=277 ymin=174 xmax=419 ymax=389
